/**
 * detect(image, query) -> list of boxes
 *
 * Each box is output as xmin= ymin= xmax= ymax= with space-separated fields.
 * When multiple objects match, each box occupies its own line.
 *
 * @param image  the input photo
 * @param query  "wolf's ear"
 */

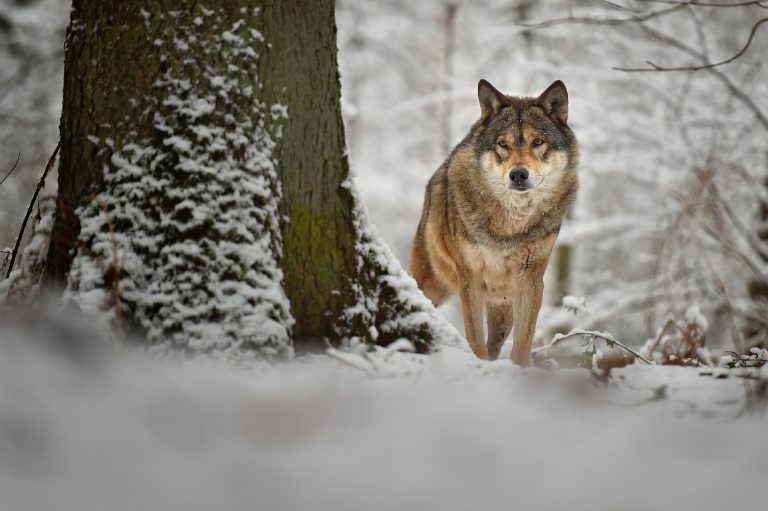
xmin=535 ymin=80 xmax=569 ymax=125
xmin=478 ymin=79 xmax=507 ymax=122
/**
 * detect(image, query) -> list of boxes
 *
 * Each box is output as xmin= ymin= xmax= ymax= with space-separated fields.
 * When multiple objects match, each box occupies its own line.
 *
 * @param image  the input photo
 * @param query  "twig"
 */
xmin=637 ymin=0 xmax=768 ymax=7
xmin=520 ymin=4 xmax=684 ymax=28
xmin=685 ymin=2 xmax=709 ymax=61
xmin=632 ymin=20 xmax=768 ymax=131
xmin=627 ymin=19 xmax=768 ymax=132
xmin=0 ymin=153 xmax=20 ymax=189
xmin=89 ymin=196 xmax=124 ymax=336
xmin=527 ymin=7 xmax=767 ymax=74
xmin=6 ymin=142 xmax=59 ymax=278
xmin=591 ymin=0 xmax=640 ymax=14
xmin=614 ymin=17 xmax=768 ymax=72
xmin=533 ymin=329 xmax=653 ymax=365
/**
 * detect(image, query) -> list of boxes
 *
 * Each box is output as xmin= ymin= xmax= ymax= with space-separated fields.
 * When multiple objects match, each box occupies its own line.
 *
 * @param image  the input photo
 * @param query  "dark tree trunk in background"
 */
xmin=46 ymin=0 xmax=456 ymax=355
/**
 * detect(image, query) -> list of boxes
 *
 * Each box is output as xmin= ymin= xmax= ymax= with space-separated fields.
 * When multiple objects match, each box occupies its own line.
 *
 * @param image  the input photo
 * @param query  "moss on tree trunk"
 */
xmin=255 ymin=0 xmax=359 ymax=344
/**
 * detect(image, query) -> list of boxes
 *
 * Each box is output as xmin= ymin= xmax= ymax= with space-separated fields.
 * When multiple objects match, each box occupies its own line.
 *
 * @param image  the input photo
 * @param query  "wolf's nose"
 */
xmin=509 ymin=167 xmax=529 ymax=185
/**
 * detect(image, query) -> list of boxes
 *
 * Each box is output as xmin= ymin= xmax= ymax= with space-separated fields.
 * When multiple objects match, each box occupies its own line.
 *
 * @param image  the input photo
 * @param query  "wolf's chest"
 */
xmin=462 ymin=243 xmax=534 ymax=298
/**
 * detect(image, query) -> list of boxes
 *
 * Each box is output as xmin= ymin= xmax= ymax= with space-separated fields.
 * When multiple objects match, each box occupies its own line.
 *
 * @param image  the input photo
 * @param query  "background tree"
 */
xmin=334 ymin=0 xmax=767 ymax=351
xmin=524 ymin=0 xmax=768 ymax=350
xmin=42 ymin=0 xmax=458 ymax=356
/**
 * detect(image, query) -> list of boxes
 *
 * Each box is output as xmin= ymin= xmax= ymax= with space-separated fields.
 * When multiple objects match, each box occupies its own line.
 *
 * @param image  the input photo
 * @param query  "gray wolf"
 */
xmin=410 ymin=79 xmax=578 ymax=365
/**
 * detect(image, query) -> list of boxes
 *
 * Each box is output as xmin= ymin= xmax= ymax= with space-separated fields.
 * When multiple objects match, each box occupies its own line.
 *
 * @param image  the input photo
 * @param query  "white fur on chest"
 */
xmin=462 ymin=243 xmax=529 ymax=299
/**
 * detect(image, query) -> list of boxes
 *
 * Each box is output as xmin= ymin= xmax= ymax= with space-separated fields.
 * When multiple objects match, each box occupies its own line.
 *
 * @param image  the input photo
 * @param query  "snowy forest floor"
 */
xmin=1 ymin=317 xmax=766 ymax=511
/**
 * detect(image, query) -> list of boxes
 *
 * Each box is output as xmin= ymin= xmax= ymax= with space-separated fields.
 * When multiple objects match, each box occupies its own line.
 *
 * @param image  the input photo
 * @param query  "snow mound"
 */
xmin=0 ymin=321 xmax=766 ymax=511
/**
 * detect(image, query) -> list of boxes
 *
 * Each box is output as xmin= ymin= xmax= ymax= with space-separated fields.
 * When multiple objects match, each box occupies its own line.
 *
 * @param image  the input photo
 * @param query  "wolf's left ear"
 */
xmin=535 ymin=80 xmax=569 ymax=125
xmin=478 ymin=79 xmax=508 ymax=122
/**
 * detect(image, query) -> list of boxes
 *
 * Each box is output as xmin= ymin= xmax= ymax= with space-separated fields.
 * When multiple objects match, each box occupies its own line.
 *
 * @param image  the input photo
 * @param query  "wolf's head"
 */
xmin=473 ymin=79 xmax=577 ymax=195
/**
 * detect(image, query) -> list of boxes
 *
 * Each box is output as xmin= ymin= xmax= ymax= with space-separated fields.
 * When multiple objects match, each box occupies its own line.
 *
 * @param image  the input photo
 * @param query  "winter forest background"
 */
xmin=1 ymin=1 xmax=767 ymax=510
xmin=3 ymin=0 xmax=767 ymax=348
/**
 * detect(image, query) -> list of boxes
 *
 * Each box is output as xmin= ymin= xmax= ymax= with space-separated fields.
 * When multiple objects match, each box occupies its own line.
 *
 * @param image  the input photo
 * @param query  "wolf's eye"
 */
xmin=497 ymin=139 xmax=508 ymax=149
xmin=532 ymin=138 xmax=545 ymax=147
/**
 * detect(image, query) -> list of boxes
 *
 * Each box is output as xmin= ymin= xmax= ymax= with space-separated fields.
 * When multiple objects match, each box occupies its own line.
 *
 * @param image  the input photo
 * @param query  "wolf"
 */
xmin=410 ymin=79 xmax=578 ymax=366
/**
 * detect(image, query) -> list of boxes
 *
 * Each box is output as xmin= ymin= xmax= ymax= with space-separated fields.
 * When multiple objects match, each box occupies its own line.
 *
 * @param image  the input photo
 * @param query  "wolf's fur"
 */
xmin=410 ymin=79 xmax=578 ymax=365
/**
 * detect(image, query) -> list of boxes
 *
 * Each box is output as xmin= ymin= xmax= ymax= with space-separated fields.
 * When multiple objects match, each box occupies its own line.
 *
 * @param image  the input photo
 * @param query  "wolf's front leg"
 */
xmin=486 ymin=301 xmax=514 ymax=360
xmin=510 ymin=278 xmax=544 ymax=366
xmin=458 ymin=277 xmax=488 ymax=359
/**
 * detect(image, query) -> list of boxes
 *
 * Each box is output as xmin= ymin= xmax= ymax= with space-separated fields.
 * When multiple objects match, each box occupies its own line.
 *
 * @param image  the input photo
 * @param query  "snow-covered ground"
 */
xmin=1 ymin=318 xmax=765 ymax=511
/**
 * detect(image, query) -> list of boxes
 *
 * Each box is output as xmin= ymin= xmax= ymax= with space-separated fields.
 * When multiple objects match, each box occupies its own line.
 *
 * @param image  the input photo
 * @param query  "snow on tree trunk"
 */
xmin=254 ymin=1 xmax=460 ymax=351
xmin=47 ymin=3 xmax=292 ymax=358
xmin=45 ymin=0 xmax=460 ymax=357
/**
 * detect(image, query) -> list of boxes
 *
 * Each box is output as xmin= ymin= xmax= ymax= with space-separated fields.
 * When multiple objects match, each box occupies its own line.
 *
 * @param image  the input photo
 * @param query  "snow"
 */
xmin=562 ymin=294 xmax=589 ymax=316
xmin=0 ymin=198 xmax=55 ymax=306
xmin=721 ymin=347 xmax=768 ymax=368
xmin=62 ymin=7 xmax=293 ymax=359
xmin=341 ymin=176 xmax=464 ymax=349
xmin=685 ymin=305 xmax=709 ymax=332
xmin=0 ymin=321 xmax=765 ymax=511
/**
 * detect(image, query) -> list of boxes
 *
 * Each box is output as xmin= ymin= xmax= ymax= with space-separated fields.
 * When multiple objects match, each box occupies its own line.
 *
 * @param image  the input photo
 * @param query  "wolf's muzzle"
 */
xmin=509 ymin=167 xmax=529 ymax=191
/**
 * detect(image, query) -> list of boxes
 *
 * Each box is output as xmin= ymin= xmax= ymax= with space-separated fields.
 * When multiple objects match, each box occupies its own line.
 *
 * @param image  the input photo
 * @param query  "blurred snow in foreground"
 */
xmin=1 ymin=317 xmax=766 ymax=511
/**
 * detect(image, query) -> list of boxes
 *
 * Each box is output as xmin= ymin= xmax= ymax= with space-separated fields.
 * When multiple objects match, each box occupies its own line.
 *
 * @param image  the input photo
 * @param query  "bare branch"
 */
xmin=637 ymin=0 xmax=768 ymax=8
xmin=520 ymin=4 xmax=685 ymax=28
xmin=707 ymin=67 xmax=768 ymax=131
xmin=0 ymin=153 xmax=21 ymax=189
xmin=6 ymin=143 xmax=59 ymax=278
xmin=590 ymin=0 xmax=641 ymax=14
xmin=614 ymin=17 xmax=768 ymax=72
xmin=526 ymin=1 xmax=768 ymax=131
xmin=533 ymin=329 xmax=653 ymax=365
xmin=623 ymin=20 xmax=768 ymax=131
xmin=684 ymin=3 xmax=709 ymax=60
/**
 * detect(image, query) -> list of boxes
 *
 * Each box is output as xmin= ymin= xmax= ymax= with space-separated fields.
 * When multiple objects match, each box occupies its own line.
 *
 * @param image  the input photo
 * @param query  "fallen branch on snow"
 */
xmin=533 ymin=328 xmax=653 ymax=365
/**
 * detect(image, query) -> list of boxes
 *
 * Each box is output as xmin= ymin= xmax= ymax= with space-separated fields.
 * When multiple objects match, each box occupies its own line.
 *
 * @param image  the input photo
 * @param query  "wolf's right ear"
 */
xmin=535 ymin=80 xmax=569 ymax=125
xmin=478 ymin=79 xmax=507 ymax=122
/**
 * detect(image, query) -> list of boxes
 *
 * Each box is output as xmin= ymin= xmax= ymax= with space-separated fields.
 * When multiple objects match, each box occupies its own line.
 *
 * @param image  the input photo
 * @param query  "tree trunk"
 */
xmin=255 ymin=1 xmax=359 ymax=346
xmin=46 ymin=0 xmax=458 ymax=356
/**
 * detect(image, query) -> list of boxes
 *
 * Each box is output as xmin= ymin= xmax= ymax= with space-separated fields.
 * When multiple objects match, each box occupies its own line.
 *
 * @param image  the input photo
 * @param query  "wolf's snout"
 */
xmin=509 ymin=168 xmax=529 ymax=188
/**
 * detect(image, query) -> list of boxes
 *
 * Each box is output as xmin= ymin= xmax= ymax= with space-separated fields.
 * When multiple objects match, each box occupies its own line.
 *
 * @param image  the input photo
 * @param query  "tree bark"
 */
xmin=46 ymin=0 xmax=458 ymax=355
xmin=255 ymin=1 xmax=358 ymax=345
